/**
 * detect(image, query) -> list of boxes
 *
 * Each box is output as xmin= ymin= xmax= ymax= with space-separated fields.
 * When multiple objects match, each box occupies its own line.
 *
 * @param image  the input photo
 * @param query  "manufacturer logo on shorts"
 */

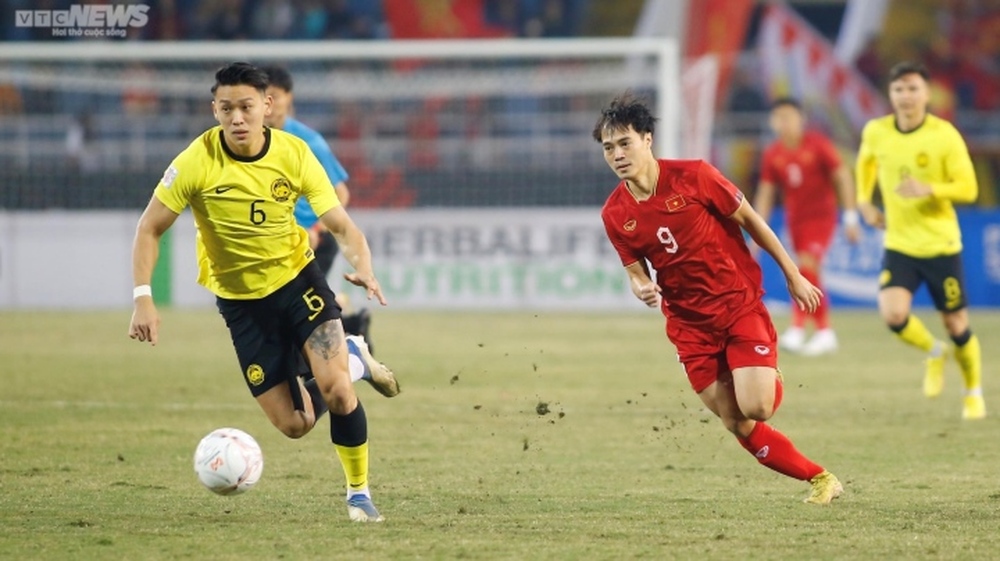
xmin=879 ymin=269 xmax=891 ymax=286
xmin=245 ymin=364 xmax=265 ymax=386
xmin=624 ymin=219 xmax=637 ymax=231
xmin=754 ymin=345 xmax=770 ymax=355
xmin=271 ymin=178 xmax=292 ymax=202
xmin=755 ymin=445 xmax=770 ymax=459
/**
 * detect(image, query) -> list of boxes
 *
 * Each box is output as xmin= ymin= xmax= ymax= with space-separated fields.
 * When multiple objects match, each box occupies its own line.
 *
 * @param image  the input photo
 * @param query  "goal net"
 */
xmin=0 ymin=39 xmax=695 ymax=211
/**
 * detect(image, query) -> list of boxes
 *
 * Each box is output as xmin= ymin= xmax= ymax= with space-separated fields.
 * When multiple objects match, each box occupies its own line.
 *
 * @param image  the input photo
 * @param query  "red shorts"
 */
xmin=666 ymin=301 xmax=778 ymax=393
xmin=788 ymin=219 xmax=836 ymax=259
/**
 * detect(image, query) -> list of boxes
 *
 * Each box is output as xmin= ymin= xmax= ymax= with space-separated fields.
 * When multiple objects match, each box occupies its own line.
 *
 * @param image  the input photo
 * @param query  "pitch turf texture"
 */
xmin=2 ymin=309 xmax=999 ymax=560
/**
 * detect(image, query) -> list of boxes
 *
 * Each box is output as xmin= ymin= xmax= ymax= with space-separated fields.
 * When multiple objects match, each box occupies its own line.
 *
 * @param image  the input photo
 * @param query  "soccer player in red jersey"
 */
xmin=753 ymin=98 xmax=861 ymax=356
xmin=595 ymin=93 xmax=842 ymax=504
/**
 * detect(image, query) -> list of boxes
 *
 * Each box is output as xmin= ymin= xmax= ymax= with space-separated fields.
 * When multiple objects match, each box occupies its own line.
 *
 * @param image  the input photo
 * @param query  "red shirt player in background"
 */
xmin=753 ymin=98 xmax=861 ymax=356
xmin=596 ymin=92 xmax=843 ymax=504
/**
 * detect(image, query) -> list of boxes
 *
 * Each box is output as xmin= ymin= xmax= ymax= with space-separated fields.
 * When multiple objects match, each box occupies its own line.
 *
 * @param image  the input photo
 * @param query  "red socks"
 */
xmin=800 ymin=267 xmax=829 ymax=329
xmin=737 ymin=422 xmax=823 ymax=481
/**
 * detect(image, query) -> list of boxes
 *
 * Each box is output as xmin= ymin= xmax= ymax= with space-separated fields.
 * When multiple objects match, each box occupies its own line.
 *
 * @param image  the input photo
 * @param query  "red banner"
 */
xmin=684 ymin=0 xmax=754 ymax=108
xmin=384 ymin=0 xmax=507 ymax=39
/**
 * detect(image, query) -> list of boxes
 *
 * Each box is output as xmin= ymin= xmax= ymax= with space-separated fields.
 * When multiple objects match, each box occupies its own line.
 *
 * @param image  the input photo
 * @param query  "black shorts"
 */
xmin=880 ymin=249 xmax=968 ymax=312
xmin=313 ymin=231 xmax=339 ymax=276
xmin=216 ymin=261 xmax=343 ymax=397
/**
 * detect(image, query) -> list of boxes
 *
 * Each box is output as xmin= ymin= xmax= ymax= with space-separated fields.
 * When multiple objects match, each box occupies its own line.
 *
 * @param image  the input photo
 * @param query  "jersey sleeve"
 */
xmin=816 ymin=133 xmax=843 ymax=172
xmin=930 ymin=124 xmax=978 ymax=203
xmin=698 ymin=161 xmax=745 ymax=216
xmin=601 ymin=208 xmax=640 ymax=267
xmin=153 ymin=142 xmax=201 ymax=214
xmin=759 ymin=148 xmax=776 ymax=183
xmin=297 ymin=144 xmax=342 ymax=219
xmin=855 ymin=122 xmax=879 ymax=204
xmin=306 ymin=132 xmax=350 ymax=184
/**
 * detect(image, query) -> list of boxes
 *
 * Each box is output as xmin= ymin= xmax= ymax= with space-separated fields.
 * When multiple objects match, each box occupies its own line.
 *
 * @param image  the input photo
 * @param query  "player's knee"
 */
xmin=316 ymin=378 xmax=356 ymax=415
xmin=739 ymin=391 xmax=775 ymax=422
xmin=884 ymin=312 xmax=910 ymax=330
xmin=273 ymin=417 xmax=311 ymax=439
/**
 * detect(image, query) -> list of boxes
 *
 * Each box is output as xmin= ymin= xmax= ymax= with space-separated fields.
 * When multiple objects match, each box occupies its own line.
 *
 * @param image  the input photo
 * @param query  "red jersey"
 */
xmin=759 ymin=130 xmax=841 ymax=228
xmin=602 ymin=159 xmax=764 ymax=330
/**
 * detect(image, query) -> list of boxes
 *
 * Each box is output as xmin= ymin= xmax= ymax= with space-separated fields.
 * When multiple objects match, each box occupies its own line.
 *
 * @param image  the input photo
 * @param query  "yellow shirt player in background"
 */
xmin=127 ymin=62 xmax=397 ymax=521
xmin=856 ymin=61 xmax=985 ymax=420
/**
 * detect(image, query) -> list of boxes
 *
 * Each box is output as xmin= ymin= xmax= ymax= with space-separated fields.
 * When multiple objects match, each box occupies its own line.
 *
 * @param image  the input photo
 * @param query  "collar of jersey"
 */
xmin=220 ymin=127 xmax=272 ymax=163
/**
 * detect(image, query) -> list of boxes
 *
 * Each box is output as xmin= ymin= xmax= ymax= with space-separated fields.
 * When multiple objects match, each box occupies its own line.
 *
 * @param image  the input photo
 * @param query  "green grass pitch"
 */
xmin=2 ymin=308 xmax=999 ymax=560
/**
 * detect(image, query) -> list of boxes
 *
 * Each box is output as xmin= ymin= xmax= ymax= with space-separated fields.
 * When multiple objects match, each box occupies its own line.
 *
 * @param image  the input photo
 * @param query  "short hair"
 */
xmin=888 ymin=61 xmax=930 ymax=84
xmin=770 ymin=97 xmax=802 ymax=111
xmin=592 ymin=91 xmax=657 ymax=143
xmin=211 ymin=62 xmax=269 ymax=95
xmin=261 ymin=65 xmax=293 ymax=92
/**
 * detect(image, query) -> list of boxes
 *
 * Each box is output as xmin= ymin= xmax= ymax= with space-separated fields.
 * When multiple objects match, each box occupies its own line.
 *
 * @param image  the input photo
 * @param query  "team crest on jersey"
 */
xmin=160 ymin=165 xmax=178 ymax=188
xmin=245 ymin=364 xmax=265 ymax=386
xmin=624 ymin=219 xmax=637 ymax=231
xmin=271 ymin=178 xmax=292 ymax=202
xmin=664 ymin=194 xmax=686 ymax=212
xmin=916 ymin=152 xmax=929 ymax=168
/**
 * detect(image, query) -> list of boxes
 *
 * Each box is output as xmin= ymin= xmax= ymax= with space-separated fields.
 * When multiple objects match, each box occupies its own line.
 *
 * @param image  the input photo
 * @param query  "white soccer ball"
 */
xmin=193 ymin=428 xmax=264 ymax=495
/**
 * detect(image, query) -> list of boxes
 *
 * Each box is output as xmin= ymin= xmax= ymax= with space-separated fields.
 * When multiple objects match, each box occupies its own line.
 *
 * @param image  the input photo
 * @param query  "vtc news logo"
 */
xmin=15 ymin=4 xmax=150 ymax=38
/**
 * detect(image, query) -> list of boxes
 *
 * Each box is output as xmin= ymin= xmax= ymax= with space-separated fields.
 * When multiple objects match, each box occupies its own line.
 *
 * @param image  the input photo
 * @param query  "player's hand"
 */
xmin=858 ymin=203 xmax=885 ymax=230
xmin=344 ymin=272 xmax=388 ymax=306
xmin=895 ymin=177 xmax=933 ymax=198
xmin=632 ymin=279 xmax=661 ymax=308
xmin=786 ymin=272 xmax=822 ymax=313
xmin=843 ymin=223 xmax=862 ymax=244
xmin=128 ymin=297 xmax=161 ymax=346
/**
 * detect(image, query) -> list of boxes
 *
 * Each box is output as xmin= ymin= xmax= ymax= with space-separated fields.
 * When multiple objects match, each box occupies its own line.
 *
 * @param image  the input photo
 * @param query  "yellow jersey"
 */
xmin=154 ymin=126 xmax=341 ymax=299
xmin=856 ymin=113 xmax=977 ymax=258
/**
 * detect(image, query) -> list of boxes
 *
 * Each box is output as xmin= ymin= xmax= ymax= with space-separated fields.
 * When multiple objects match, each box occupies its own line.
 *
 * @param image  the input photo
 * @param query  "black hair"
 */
xmin=888 ymin=61 xmax=930 ymax=84
xmin=261 ymin=65 xmax=293 ymax=92
xmin=592 ymin=91 xmax=657 ymax=143
xmin=770 ymin=96 xmax=802 ymax=111
xmin=211 ymin=62 xmax=269 ymax=95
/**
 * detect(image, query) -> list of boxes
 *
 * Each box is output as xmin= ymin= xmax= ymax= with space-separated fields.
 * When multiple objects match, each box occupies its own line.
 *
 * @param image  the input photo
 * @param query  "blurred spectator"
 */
xmin=250 ymin=0 xmax=296 ymax=39
xmin=0 ymin=83 xmax=24 ymax=115
xmin=121 ymin=63 xmax=160 ymax=116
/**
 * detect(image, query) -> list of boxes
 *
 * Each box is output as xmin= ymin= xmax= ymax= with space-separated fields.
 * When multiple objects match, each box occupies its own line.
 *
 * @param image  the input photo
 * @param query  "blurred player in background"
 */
xmin=128 ymin=62 xmax=398 ymax=522
xmin=262 ymin=65 xmax=375 ymax=352
xmin=596 ymin=93 xmax=842 ymax=504
xmin=856 ymin=61 xmax=985 ymax=420
xmin=753 ymin=98 xmax=861 ymax=356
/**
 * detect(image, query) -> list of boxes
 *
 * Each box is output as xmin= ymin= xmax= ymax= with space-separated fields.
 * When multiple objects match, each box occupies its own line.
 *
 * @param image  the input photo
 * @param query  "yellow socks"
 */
xmin=895 ymin=315 xmax=936 ymax=352
xmin=335 ymin=442 xmax=370 ymax=493
xmin=953 ymin=334 xmax=982 ymax=392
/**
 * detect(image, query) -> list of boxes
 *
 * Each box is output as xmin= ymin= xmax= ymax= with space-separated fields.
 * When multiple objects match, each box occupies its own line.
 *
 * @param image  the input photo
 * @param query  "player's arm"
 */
xmin=729 ymin=199 xmax=821 ymax=313
xmin=833 ymin=162 xmax=862 ymax=243
xmin=855 ymin=124 xmax=885 ymax=229
xmin=928 ymin=129 xmax=978 ymax=203
xmin=624 ymin=260 xmax=660 ymax=308
xmin=129 ymin=196 xmax=180 ymax=345
xmin=317 ymin=206 xmax=386 ymax=305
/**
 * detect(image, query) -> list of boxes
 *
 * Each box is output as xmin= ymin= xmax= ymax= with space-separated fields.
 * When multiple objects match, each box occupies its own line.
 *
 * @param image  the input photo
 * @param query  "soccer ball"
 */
xmin=193 ymin=428 xmax=264 ymax=495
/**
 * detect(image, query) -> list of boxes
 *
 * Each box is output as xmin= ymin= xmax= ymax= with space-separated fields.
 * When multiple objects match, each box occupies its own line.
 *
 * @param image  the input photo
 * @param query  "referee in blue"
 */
xmin=263 ymin=65 xmax=373 ymax=349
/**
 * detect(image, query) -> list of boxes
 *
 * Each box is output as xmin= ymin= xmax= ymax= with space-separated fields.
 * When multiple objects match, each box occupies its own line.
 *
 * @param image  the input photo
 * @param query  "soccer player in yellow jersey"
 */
xmin=856 ymin=61 xmax=985 ymax=420
xmin=127 ymin=62 xmax=394 ymax=521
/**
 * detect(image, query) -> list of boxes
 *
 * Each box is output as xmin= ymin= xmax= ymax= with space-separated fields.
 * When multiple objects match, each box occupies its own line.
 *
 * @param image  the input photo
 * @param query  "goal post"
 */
xmin=0 ymin=38 xmax=727 ymax=311
xmin=0 ymin=38 xmax=685 ymax=210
